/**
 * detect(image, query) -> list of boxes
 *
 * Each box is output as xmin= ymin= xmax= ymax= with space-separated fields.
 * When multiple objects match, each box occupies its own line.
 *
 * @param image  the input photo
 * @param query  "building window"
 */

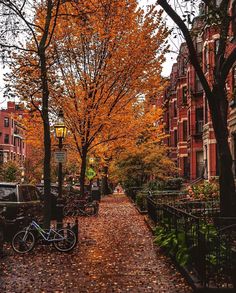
xmin=173 ymin=101 xmax=177 ymax=117
xmin=196 ymin=151 xmax=204 ymax=178
xmin=196 ymin=41 xmax=203 ymax=64
xmin=4 ymin=134 xmax=9 ymax=144
xmin=195 ymin=73 xmax=203 ymax=92
xmin=183 ymin=120 xmax=188 ymax=141
xmin=204 ymin=98 xmax=208 ymax=123
xmin=4 ymin=117 xmax=9 ymax=127
xmin=182 ymin=86 xmax=187 ymax=105
xmin=196 ymin=108 xmax=203 ymax=134
xmin=174 ymin=130 xmax=178 ymax=147
xmin=188 ymin=111 xmax=191 ymax=135
xmin=181 ymin=58 xmax=186 ymax=75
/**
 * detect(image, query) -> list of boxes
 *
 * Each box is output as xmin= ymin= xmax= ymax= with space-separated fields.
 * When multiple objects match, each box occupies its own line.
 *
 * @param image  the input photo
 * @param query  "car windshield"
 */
xmin=0 ymin=185 xmax=17 ymax=202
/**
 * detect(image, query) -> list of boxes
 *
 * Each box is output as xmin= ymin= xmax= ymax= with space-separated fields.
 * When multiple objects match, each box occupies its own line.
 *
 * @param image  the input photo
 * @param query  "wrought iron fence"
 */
xmin=146 ymin=195 xmax=236 ymax=291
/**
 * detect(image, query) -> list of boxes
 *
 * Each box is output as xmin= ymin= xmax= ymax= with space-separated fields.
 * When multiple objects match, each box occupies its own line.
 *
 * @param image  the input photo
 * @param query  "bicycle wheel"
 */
xmin=86 ymin=202 xmax=99 ymax=216
xmin=12 ymin=230 xmax=35 ymax=254
xmin=53 ymin=228 xmax=77 ymax=252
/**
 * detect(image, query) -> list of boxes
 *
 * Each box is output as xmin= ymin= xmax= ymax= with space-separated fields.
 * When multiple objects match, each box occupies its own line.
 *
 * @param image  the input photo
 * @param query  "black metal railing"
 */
xmin=147 ymin=195 xmax=236 ymax=290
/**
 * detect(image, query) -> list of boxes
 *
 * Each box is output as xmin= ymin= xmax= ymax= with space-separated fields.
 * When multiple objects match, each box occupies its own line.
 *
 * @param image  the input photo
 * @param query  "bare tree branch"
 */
xmin=158 ymin=0 xmax=213 ymax=101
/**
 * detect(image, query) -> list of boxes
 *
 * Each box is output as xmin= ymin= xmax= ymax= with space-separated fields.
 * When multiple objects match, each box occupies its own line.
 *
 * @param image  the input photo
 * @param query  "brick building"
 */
xmin=175 ymin=43 xmax=188 ymax=178
xmin=163 ymin=1 xmax=236 ymax=182
xmin=0 ymin=101 xmax=27 ymax=166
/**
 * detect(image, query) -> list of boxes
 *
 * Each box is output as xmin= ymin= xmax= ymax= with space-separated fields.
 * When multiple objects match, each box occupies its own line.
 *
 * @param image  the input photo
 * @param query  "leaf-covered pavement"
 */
xmin=0 ymin=194 xmax=192 ymax=292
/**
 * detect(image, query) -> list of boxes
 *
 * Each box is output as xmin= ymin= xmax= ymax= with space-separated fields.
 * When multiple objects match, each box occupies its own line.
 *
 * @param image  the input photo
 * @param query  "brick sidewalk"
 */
xmin=0 ymin=194 xmax=192 ymax=292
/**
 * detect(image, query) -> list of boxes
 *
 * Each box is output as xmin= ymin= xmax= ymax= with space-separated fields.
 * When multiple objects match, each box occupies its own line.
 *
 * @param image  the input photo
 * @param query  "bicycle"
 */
xmin=63 ymin=199 xmax=99 ymax=217
xmin=12 ymin=220 xmax=77 ymax=254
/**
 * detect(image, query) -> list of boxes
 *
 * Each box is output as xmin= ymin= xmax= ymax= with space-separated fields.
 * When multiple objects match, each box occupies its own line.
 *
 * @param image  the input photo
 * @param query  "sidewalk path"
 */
xmin=0 ymin=194 xmax=192 ymax=292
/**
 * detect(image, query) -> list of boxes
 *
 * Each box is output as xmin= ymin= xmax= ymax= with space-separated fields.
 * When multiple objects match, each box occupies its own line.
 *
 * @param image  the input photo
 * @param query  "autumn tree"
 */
xmin=110 ymin=145 xmax=176 ymax=188
xmin=49 ymin=0 xmax=169 ymax=196
xmin=18 ymin=110 xmax=44 ymax=184
xmin=0 ymin=161 xmax=21 ymax=182
xmin=109 ymin=104 xmax=176 ymax=188
xmin=157 ymin=0 xmax=236 ymax=216
xmin=0 ymin=0 xmax=67 ymax=226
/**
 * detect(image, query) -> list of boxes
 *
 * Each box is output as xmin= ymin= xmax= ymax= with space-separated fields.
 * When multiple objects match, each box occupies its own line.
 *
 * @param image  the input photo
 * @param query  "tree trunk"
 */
xmin=40 ymin=50 xmax=52 ymax=228
xmin=80 ymin=148 xmax=87 ymax=198
xmin=209 ymin=88 xmax=236 ymax=217
xmin=101 ymin=165 xmax=110 ymax=195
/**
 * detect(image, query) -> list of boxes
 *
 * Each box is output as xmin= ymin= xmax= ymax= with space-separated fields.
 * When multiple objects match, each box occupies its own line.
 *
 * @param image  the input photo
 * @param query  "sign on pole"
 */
xmin=86 ymin=167 xmax=96 ymax=180
xmin=54 ymin=151 xmax=66 ymax=163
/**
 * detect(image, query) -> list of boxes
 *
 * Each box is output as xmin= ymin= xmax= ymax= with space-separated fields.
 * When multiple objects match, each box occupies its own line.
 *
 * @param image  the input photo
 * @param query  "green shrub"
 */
xmin=154 ymin=226 xmax=189 ymax=267
xmin=146 ymin=178 xmax=183 ymax=191
xmin=164 ymin=178 xmax=183 ymax=190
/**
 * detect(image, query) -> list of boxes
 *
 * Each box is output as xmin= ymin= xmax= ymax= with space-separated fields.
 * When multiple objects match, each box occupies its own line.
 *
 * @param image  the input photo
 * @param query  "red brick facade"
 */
xmin=0 ymin=101 xmax=27 ymax=166
xmin=163 ymin=1 xmax=236 ymax=181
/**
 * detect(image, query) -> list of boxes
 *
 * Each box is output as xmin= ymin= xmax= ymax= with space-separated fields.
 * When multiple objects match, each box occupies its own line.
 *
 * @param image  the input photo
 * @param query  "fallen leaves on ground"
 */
xmin=0 ymin=194 xmax=192 ymax=293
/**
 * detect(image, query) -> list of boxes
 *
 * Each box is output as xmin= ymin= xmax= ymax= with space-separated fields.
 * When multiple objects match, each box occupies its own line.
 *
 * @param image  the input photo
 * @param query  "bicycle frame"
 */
xmin=25 ymin=220 xmax=65 ymax=242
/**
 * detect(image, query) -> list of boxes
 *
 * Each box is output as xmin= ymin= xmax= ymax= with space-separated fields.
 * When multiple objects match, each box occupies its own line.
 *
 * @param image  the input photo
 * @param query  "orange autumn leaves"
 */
xmin=9 ymin=0 xmax=170 ymax=179
xmin=49 ymin=1 xmax=169 ymax=156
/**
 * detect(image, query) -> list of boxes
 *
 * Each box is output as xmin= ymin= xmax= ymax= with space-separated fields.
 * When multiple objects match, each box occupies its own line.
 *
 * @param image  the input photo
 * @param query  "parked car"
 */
xmin=36 ymin=183 xmax=59 ymax=198
xmin=0 ymin=182 xmax=43 ymax=240
xmin=0 ymin=182 xmax=42 ymax=220
xmin=72 ymin=183 xmax=80 ymax=193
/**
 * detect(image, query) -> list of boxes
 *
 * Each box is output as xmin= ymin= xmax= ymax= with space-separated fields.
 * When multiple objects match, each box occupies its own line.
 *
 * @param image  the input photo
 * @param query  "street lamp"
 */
xmin=89 ymin=157 xmax=95 ymax=166
xmin=54 ymin=109 xmax=67 ymax=140
xmin=54 ymin=109 xmax=67 ymax=226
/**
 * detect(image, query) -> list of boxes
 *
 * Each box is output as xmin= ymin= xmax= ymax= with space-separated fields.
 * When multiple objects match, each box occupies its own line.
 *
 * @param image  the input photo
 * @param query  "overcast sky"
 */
xmin=0 ymin=0 xmax=181 ymax=107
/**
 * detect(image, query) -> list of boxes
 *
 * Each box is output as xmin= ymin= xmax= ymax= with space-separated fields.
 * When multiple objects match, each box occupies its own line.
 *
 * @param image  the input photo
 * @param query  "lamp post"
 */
xmin=88 ymin=157 xmax=95 ymax=192
xmin=54 ymin=109 xmax=67 ymax=226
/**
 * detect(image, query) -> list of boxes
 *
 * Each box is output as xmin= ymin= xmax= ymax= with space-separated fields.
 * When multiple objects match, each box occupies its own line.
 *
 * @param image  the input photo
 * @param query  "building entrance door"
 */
xmin=196 ymin=151 xmax=204 ymax=178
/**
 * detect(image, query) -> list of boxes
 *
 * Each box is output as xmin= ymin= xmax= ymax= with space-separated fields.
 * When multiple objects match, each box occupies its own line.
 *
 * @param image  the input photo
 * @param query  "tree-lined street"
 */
xmin=0 ymin=195 xmax=191 ymax=293
xmin=0 ymin=0 xmax=236 ymax=291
